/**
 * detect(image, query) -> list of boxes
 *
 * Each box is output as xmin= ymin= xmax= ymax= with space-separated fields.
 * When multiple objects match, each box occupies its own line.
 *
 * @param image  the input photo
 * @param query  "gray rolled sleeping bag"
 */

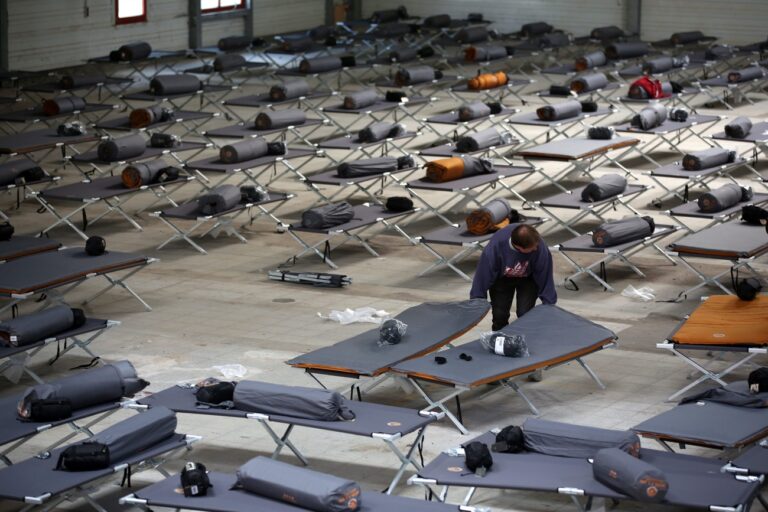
xmin=343 ymin=89 xmax=379 ymax=109
xmin=97 ymin=133 xmax=146 ymax=162
xmin=592 ymin=216 xmax=655 ymax=247
xmin=121 ymin=159 xmax=172 ymax=188
xmin=591 ymin=26 xmax=624 ymax=41
xmin=197 ymin=184 xmax=242 ymax=215
xmin=456 ymin=26 xmax=489 ymax=44
xmin=642 ymin=56 xmax=681 ymax=74
xmin=536 ymin=100 xmax=582 ymax=121
xmin=581 ymin=173 xmax=627 ymax=202
xmin=118 ymin=42 xmax=152 ymax=61
xmin=540 ymin=31 xmax=571 ymax=48
xmin=724 ymin=116 xmax=753 ymax=139
xmin=282 ymin=37 xmax=314 ymax=53
xmin=270 ymin=79 xmax=310 ymax=101
xmin=456 ymin=127 xmax=504 ymax=153
xmin=233 ymin=381 xmax=355 ymax=421
xmin=458 ymin=101 xmax=491 ymax=121
xmin=301 ymin=202 xmax=355 ymax=229
xmin=337 ymin=157 xmax=399 ymax=178
xmin=395 ymin=65 xmax=437 ymax=85
xmin=149 ymin=75 xmax=202 ymax=96
xmin=388 ymin=46 xmax=418 ymax=62
xmin=236 ymin=456 xmax=361 ymax=512
xmin=213 ymin=53 xmax=247 ymax=72
xmin=605 ymin=42 xmax=649 ymax=60
xmin=523 ymin=418 xmax=641 ymax=459
xmin=18 ymin=360 xmax=148 ymax=417
xmin=697 ymin=183 xmax=752 ymax=213
xmin=358 ymin=122 xmax=405 ymax=143
xmin=570 ymin=73 xmax=609 ymax=93
xmin=423 ymin=14 xmax=451 ymax=28
xmin=220 ymin=138 xmax=269 ymax=163
xmin=671 ymin=31 xmax=705 ymax=45
xmin=0 ymin=159 xmax=45 ymax=187
xmin=42 ymin=96 xmax=87 ymax=116
xmin=218 ymin=35 xmax=252 ymax=52
xmin=59 ymin=73 xmax=107 ymax=89
xmin=576 ymin=51 xmax=607 ymax=70
xmin=593 ymin=448 xmax=668 ymax=503
xmin=255 ymin=109 xmax=306 ymax=130
xmin=467 ymin=45 xmax=507 ymax=62
xmin=0 ymin=305 xmax=76 ymax=347
xmin=630 ymin=104 xmax=667 ymax=130
xmin=682 ymin=147 xmax=736 ymax=171
xmin=299 ymin=56 xmax=343 ymax=74
xmin=462 ymin=156 xmax=495 ymax=177
xmin=727 ymin=66 xmax=765 ymax=83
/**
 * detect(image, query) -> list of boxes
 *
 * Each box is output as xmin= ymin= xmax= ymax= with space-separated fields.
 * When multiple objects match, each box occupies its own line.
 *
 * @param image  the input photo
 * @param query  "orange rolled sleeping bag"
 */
xmin=466 ymin=199 xmax=512 ymax=235
xmin=425 ymin=157 xmax=465 ymax=183
xmin=468 ymin=71 xmax=508 ymax=91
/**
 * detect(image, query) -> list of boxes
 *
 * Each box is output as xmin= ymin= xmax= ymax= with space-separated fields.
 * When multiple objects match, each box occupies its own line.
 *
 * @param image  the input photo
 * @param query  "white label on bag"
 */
xmin=494 ymin=336 xmax=506 ymax=356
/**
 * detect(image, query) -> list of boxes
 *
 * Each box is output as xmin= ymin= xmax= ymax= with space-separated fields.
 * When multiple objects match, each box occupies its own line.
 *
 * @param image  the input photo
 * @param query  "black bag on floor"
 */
xmin=197 ymin=184 xmax=242 ymax=215
xmin=697 ymin=184 xmax=751 ymax=213
xmin=593 ymin=448 xmax=668 ymax=502
xmin=581 ymin=174 xmax=627 ymax=202
xmin=30 ymin=398 xmax=73 ymax=422
xmin=149 ymin=133 xmax=180 ymax=149
xmin=523 ymin=418 xmax=641 ymax=459
xmin=97 ymin=133 xmax=146 ymax=162
xmin=301 ymin=202 xmax=354 ymax=229
xmin=270 ymin=80 xmax=310 ymax=101
xmin=149 ymin=75 xmax=201 ymax=96
xmin=233 ymin=381 xmax=355 ymax=421
xmin=592 ymin=216 xmax=655 ymax=248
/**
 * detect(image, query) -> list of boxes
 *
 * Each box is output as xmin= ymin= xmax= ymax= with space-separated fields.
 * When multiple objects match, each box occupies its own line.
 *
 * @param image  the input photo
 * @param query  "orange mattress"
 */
xmin=670 ymin=295 xmax=768 ymax=345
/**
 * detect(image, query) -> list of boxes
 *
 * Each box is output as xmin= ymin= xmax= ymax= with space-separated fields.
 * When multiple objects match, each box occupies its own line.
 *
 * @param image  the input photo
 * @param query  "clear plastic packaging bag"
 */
xmin=621 ymin=285 xmax=655 ymax=302
xmin=378 ymin=318 xmax=407 ymax=346
xmin=318 ymin=307 xmax=390 ymax=325
xmin=211 ymin=364 xmax=247 ymax=380
xmin=480 ymin=331 xmax=529 ymax=357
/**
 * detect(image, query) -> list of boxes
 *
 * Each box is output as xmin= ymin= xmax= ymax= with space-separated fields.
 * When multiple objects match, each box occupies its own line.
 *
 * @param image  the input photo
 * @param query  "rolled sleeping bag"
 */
xmin=642 ymin=56 xmax=676 ymax=74
xmin=97 ymin=133 xmax=146 ymax=162
xmin=357 ymin=122 xmax=405 ymax=143
xmin=233 ymin=380 xmax=355 ymax=421
xmin=466 ymin=199 xmax=512 ymax=235
xmin=591 ymin=26 xmax=624 ymax=41
xmin=698 ymin=183 xmax=752 ymax=213
xmin=468 ymin=71 xmax=508 ymax=91
xmin=213 ymin=53 xmax=247 ymax=72
xmin=388 ymin=46 xmax=418 ymax=62
xmin=423 ymin=14 xmax=451 ymax=28
xmin=425 ymin=156 xmax=493 ymax=183
xmin=270 ymin=79 xmax=310 ymax=101
xmin=458 ymin=101 xmax=491 ymax=121
xmin=727 ymin=67 xmax=766 ymax=83
xmin=605 ymin=42 xmax=649 ymax=60
xmin=300 ymin=202 xmax=355 ymax=230
xmin=456 ymin=26 xmax=489 ymax=44
xmin=628 ymin=78 xmax=673 ymax=100
xmin=218 ymin=35 xmax=252 ymax=52
xmin=298 ymin=56 xmax=343 ymax=74
xmin=592 ymin=216 xmax=655 ymax=247
xmin=522 ymin=418 xmax=641 ymax=459
xmin=630 ymin=103 xmax=667 ymax=130
xmin=395 ymin=65 xmax=438 ymax=86
xmin=281 ymin=37 xmax=314 ymax=53
xmin=575 ymin=51 xmax=607 ymax=71
xmin=118 ymin=41 xmax=152 ymax=61
xmin=254 ymin=109 xmax=306 ymax=130
xmin=235 ymin=457 xmax=361 ymax=512
xmin=725 ymin=116 xmax=753 ymax=139
xmin=456 ymin=127 xmax=503 ymax=153
xmin=682 ymin=147 xmax=736 ymax=171
xmin=337 ymin=157 xmax=404 ymax=178
xmin=465 ymin=45 xmax=508 ymax=62
xmin=581 ymin=173 xmax=628 ymax=202
xmin=536 ymin=100 xmax=582 ymax=121
xmin=570 ymin=73 xmax=609 ymax=93
xmin=149 ymin=75 xmax=201 ymax=96
xmin=58 ymin=73 xmax=108 ymax=89
xmin=540 ymin=32 xmax=571 ymax=48
xmin=371 ymin=9 xmax=399 ymax=23
xmin=129 ymin=105 xmax=173 ymax=129
xmin=0 ymin=159 xmax=45 ymax=187
xmin=0 ymin=305 xmax=75 ymax=347
xmin=42 ymin=96 xmax=87 ymax=116
xmin=671 ymin=31 xmax=705 ymax=45
xmin=343 ymin=89 xmax=379 ymax=110
xmin=121 ymin=159 xmax=171 ymax=188
xmin=197 ymin=184 xmax=242 ymax=215
xmin=220 ymin=138 xmax=269 ymax=163
xmin=593 ymin=448 xmax=668 ymax=503
xmin=521 ymin=22 xmax=553 ymax=37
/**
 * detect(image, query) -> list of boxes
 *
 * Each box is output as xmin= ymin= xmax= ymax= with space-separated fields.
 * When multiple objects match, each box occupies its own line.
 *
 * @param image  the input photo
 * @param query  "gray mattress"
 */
xmin=427 ymin=107 xmax=517 ymax=125
xmin=323 ymin=97 xmax=429 ymax=114
xmin=406 ymin=166 xmax=532 ymax=191
xmin=516 ymin=136 xmax=639 ymax=161
xmin=651 ymin=158 xmax=747 ymax=178
xmin=317 ymin=131 xmax=417 ymax=150
xmin=712 ymin=121 xmax=768 ymax=143
xmin=668 ymin=221 xmax=768 ymax=258
xmin=287 ymin=300 xmax=489 ymax=376
xmin=418 ymin=432 xmax=759 ymax=508
xmin=507 ymin=107 xmax=614 ymax=127
xmin=0 ymin=317 xmax=108 ymax=361
xmin=0 ymin=247 xmax=148 ymax=295
xmin=614 ymin=114 xmax=720 ymax=135
xmin=733 ymin=443 xmax=768 ymax=475
xmin=0 ymin=104 xmax=114 ymax=123
xmin=138 ymin=384 xmax=434 ymax=436
xmin=392 ymin=305 xmax=616 ymax=387
xmin=290 ymin=204 xmax=413 ymax=233
xmin=224 ymin=92 xmax=331 ymax=108
xmin=160 ymin=192 xmax=291 ymax=219
xmin=185 ymin=148 xmax=316 ymax=173
xmin=0 ymin=236 xmax=61 ymax=262
xmin=307 ymin=166 xmax=417 ymax=186
xmin=71 ymin=141 xmax=206 ymax=164
xmin=557 ymin=225 xmax=676 ymax=253
xmin=133 ymin=472 xmax=465 ymax=512
xmin=23 ymin=77 xmax=132 ymax=94
xmin=94 ymin=110 xmax=213 ymax=131
xmin=540 ymin=183 xmax=647 ymax=209
xmin=421 ymin=218 xmax=544 ymax=246
xmin=0 ymin=128 xmax=99 ymax=154
xmin=122 ymin=84 xmax=231 ymax=101
xmin=205 ymin=118 xmax=323 ymax=138
xmin=669 ymin=193 xmax=768 ymax=218
xmin=41 ymin=175 xmax=186 ymax=201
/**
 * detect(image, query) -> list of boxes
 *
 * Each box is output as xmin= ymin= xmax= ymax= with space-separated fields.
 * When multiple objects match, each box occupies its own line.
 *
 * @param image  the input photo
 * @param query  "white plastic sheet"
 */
xmin=318 ymin=307 xmax=390 ymax=325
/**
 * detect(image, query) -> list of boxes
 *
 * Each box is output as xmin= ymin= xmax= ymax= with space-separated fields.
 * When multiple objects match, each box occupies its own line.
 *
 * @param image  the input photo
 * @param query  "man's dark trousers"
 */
xmin=489 ymin=275 xmax=537 ymax=330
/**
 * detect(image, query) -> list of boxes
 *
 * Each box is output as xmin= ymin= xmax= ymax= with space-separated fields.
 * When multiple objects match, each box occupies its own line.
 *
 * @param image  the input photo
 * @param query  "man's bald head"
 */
xmin=511 ymin=225 xmax=541 ymax=253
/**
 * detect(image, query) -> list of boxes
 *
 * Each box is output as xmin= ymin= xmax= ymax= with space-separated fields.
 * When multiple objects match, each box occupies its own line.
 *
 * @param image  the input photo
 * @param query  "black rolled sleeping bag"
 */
xmin=466 ymin=45 xmax=508 ymax=62
xmin=0 ymin=159 xmax=45 ymax=187
xmin=456 ymin=128 xmax=503 ymax=153
xmin=593 ymin=448 xmax=668 ymax=503
xmin=254 ymin=109 xmax=306 ymax=130
xmin=521 ymin=22 xmax=553 ymax=37
xmin=536 ymin=100 xmax=582 ymax=121
xmin=570 ymin=73 xmax=609 ymax=93
xmin=388 ymin=46 xmax=418 ymax=62
xmin=727 ymin=67 xmax=766 ymax=83
xmin=270 ymin=79 xmax=310 ymax=101
xmin=42 ymin=96 xmax=87 ymax=116
xmin=682 ymin=147 xmax=736 ymax=171
xmin=523 ymin=418 xmax=641 ymax=459
xmin=592 ymin=216 xmax=655 ymax=247
xmin=581 ymin=174 xmax=628 ymax=202
xmin=282 ymin=37 xmax=314 ymax=53
xmin=97 ymin=133 xmax=146 ymax=162
xmin=337 ymin=157 xmax=407 ymax=178
xmin=671 ymin=31 xmax=705 ymax=45
xmin=59 ymin=73 xmax=108 ymax=89
xmin=698 ymin=183 xmax=752 ymax=213
xmin=121 ymin=159 xmax=172 ymax=188
xmin=118 ymin=41 xmax=152 ymax=61
xmin=456 ymin=26 xmax=489 ymax=44
xmin=575 ymin=51 xmax=607 ymax=71
xmin=301 ymin=202 xmax=355 ymax=229
xmin=0 ymin=305 xmax=76 ymax=347
xmin=343 ymin=89 xmax=379 ymax=109
xmin=605 ymin=42 xmax=649 ymax=60
xmin=149 ymin=75 xmax=202 ymax=96
xmin=218 ymin=35 xmax=252 ymax=52
xmin=357 ymin=122 xmax=405 ymax=143
xmin=458 ymin=101 xmax=491 ymax=121
xmin=220 ymin=138 xmax=269 ymax=163
xmin=197 ymin=184 xmax=242 ymax=215
xmin=213 ymin=53 xmax=247 ymax=72
xmin=234 ymin=380 xmax=355 ymax=421
xmin=591 ymin=26 xmax=624 ymax=41
xmin=630 ymin=103 xmax=667 ymax=130
xmin=725 ymin=116 xmax=753 ymax=139
xmin=298 ymin=56 xmax=343 ymax=74
xmin=642 ymin=56 xmax=677 ymax=74
xmin=540 ymin=32 xmax=571 ymax=48
xmin=395 ymin=65 xmax=438 ymax=86
xmin=423 ymin=14 xmax=451 ymax=28
xmin=129 ymin=105 xmax=174 ymax=129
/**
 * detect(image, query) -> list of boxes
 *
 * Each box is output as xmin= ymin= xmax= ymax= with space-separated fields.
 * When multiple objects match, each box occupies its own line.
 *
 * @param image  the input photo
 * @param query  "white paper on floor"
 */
xmin=621 ymin=285 xmax=656 ymax=302
xmin=212 ymin=363 xmax=248 ymax=379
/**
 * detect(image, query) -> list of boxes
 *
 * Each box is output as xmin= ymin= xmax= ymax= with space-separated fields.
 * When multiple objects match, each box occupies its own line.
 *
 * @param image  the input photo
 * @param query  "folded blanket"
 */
xmin=575 ymin=51 xmax=607 ymax=71
xmin=254 ymin=109 xmax=306 ymax=130
xmin=42 ymin=96 xmax=86 ymax=116
xmin=570 ymin=73 xmax=608 ymax=93
xmin=336 ymin=156 xmax=413 ymax=178
xmin=670 ymin=31 xmax=705 ymax=45
xmin=698 ymin=183 xmax=752 ymax=213
xmin=129 ymin=105 xmax=174 ymax=129
xmin=724 ymin=116 xmax=752 ymax=139
xmin=581 ymin=173 xmax=627 ymax=202
xmin=536 ymin=100 xmax=582 ymax=121
xmin=197 ymin=184 xmax=242 ymax=215
xmin=592 ymin=216 xmax=654 ymax=247
xmin=97 ymin=133 xmax=146 ymax=162
xmin=464 ymin=45 xmax=508 ymax=62
xmin=468 ymin=71 xmax=508 ymax=90
xmin=269 ymin=79 xmax=310 ymax=101
xmin=357 ymin=122 xmax=405 ymax=143
xmin=395 ymin=65 xmax=439 ymax=86
xmin=682 ymin=147 xmax=736 ymax=171
xmin=630 ymin=103 xmax=667 ymax=130
xmin=0 ymin=159 xmax=45 ymax=187
xmin=59 ymin=73 xmax=108 ymax=89
xmin=343 ymin=89 xmax=379 ymax=109
xmin=458 ymin=101 xmax=502 ymax=121
xmin=593 ymin=448 xmax=668 ymax=503
xmin=456 ymin=26 xmax=489 ymax=44
xmin=425 ymin=156 xmax=493 ymax=183
xmin=591 ymin=26 xmax=624 ymax=41
xmin=213 ymin=53 xmax=247 ymax=72
xmin=117 ymin=41 xmax=152 ymax=61
xmin=149 ymin=75 xmax=201 ymax=96
xmin=218 ymin=35 xmax=252 ymax=52
xmin=301 ymin=202 xmax=355 ymax=229
xmin=605 ymin=42 xmax=649 ymax=60
xmin=727 ymin=67 xmax=766 ymax=83
xmin=466 ymin=199 xmax=511 ymax=235
xmin=121 ymin=160 xmax=173 ymax=188
xmin=298 ymin=56 xmax=343 ymax=74
xmin=456 ymin=127 xmax=505 ymax=153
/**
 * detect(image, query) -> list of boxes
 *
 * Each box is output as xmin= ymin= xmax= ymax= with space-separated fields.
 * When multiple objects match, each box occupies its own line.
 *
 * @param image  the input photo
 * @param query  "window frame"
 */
xmin=201 ymin=0 xmax=246 ymax=14
xmin=115 ymin=0 xmax=148 ymax=25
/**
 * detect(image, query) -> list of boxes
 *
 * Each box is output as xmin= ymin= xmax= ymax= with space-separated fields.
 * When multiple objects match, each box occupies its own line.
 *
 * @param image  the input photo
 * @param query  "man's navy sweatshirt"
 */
xmin=469 ymin=225 xmax=557 ymax=304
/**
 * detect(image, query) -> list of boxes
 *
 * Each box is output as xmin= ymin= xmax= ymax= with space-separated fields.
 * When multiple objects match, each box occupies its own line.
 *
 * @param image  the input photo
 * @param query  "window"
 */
xmin=115 ymin=0 xmax=147 ymax=24
xmin=201 ymin=0 xmax=246 ymax=13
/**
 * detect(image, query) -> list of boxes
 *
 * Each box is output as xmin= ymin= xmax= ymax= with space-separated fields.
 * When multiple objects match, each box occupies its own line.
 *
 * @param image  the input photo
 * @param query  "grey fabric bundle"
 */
xmin=724 ymin=116 xmax=753 ymax=139
xmin=682 ymin=147 xmax=736 ymax=171
xmin=467 ymin=45 xmax=508 ymax=61
xmin=358 ymin=122 xmax=405 ymax=143
xmin=84 ymin=405 xmax=176 ymax=464
xmin=523 ymin=418 xmax=641 ymax=459
xmin=255 ymin=109 xmax=306 ymax=130
xmin=0 ymin=305 xmax=75 ymax=347
xmin=19 ymin=361 xmax=148 ymax=416
xmin=671 ymin=31 xmax=705 ymax=45
xmin=423 ymin=14 xmax=451 ymax=28
xmin=456 ymin=26 xmax=489 ymax=44
xmin=576 ymin=51 xmax=607 ymax=70
xmin=337 ymin=157 xmax=399 ymax=178
xmin=456 ymin=128 xmax=504 ymax=153
xmin=570 ymin=73 xmax=609 ymax=93
xmin=149 ymin=75 xmax=202 ymax=96
xmin=118 ymin=42 xmax=152 ymax=61
xmin=679 ymin=384 xmax=768 ymax=408
xmin=540 ymin=32 xmax=571 ymax=48
xmin=121 ymin=160 xmax=171 ymax=188
xmin=727 ymin=66 xmax=766 ymax=83
xmin=581 ymin=174 xmax=627 ymax=202
xmin=343 ymin=89 xmax=379 ymax=109
xmin=236 ymin=457 xmax=361 ymax=512
xmin=630 ymin=104 xmax=667 ymax=130
xmin=233 ymin=380 xmax=355 ymax=421
xmin=591 ymin=26 xmax=624 ymax=41
xmin=594 ymin=449 xmax=669 ymax=502
xmin=642 ymin=56 xmax=681 ymax=74
xmin=213 ymin=53 xmax=247 ymax=71
xmin=462 ymin=156 xmax=494 ymax=176
xmin=42 ymin=96 xmax=87 ymax=116
xmin=536 ymin=100 xmax=582 ymax=121
xmin=197 ymin=184 xmax=242 ymax=215
xmin=220 ymin=138 xmax=269 ymax=163
xmin=698 ymin=184 xmax=752 ymax=213
xmin=270 ymin=79 xmax=310 ymax=101
xmin=388 ymin=46 xmax=418 ymax=62
xmin=521 ymin=22 xmax=553 ymax=37
xmin=0 ymin=159 xmax=44 ymax=187
xmin=59 ymin=73 xmax=108 ymax=89
xmin=301 ymin=202 xmax=355 ymax=229
xmin=97 ymin=133 xmax=146 ymax=162
xmin=299 ymin=56 xmax=343 ymax=74
xmin=592 ymin=216 xmax=655 ymax=247
xmin=458 ymin=101 xmax=492 ymax=121
xmin=605 ymin=42 xmax=649 ymax=60
xmin=395 ymin=65 xmax=437 ymax=85
xmin=218 ymin=35 xmax=252 ymax=52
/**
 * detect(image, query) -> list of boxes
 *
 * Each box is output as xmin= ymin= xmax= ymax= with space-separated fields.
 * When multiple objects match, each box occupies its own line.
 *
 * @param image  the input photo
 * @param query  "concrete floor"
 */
xmin=1 ymin=53 xmax=767 ymax=511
